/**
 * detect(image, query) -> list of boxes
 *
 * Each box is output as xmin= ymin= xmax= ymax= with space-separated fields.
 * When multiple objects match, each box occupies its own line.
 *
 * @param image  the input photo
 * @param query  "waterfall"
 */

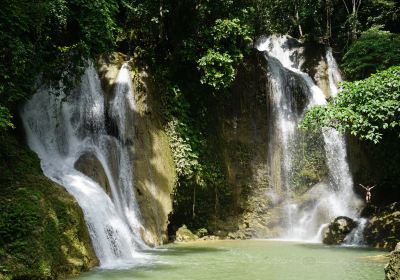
xmin=21 ymin=62 xmax=150 ymax=268
xmin=256 ymin=35 xmax=362 ymax=241
xmin=344 ymin=218 xmax=368 ymax=246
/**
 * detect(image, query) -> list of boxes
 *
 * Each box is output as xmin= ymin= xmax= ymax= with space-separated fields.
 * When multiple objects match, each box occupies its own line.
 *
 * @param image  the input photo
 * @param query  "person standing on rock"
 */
xmin=359 ymin=184 xmax=376 ymax=203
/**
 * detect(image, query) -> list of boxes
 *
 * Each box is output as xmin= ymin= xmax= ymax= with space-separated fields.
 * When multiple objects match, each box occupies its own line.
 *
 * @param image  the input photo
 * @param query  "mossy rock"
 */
xmin=0 ymin=133 xmax=98 ymax=279
xmin=364 ymin=202 xmax=400 ymax=250
xmin=385 ymin=243 xmax=400 ymax=280
xmin=175 ymin=225 xmax=198 ymax=242
xmin=323 ymin=216 xmax=357 ymax=245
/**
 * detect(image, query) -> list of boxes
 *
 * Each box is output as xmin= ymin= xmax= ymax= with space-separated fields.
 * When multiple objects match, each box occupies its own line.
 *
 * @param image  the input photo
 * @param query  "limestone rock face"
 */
xmin=323 ymin=216 xmax=357 ymax=245
xmin=385 ymin=243 xmax=400 ymax=280
xmin=364 ymin=202 xmax=400 ymax=250
xmin=74 ymin=152 xmax=112 ymax=197
xmin=97 ymin=54 xmax=176 ymax=246
xmin=175 ymin=225 xmax=198 ymax=242
xmin=203 ymin=41 xmax=333 ymax=238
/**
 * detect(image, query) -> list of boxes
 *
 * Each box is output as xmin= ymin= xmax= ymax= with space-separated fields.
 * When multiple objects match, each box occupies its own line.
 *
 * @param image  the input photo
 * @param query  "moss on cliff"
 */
xmin=0 ymin=133 xmax=97 ymax=280
xmin=364 ymin=203 xmax=400 ymax=250
xmin=385 ymin=244 xmax=400 ymax=280
xmin=97 ymin=54 xmax=176 ymax=245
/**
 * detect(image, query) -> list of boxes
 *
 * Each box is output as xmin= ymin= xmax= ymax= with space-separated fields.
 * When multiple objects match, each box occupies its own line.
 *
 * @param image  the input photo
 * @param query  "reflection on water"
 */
xmin=73 ymin=240 xmax=387 ymax=280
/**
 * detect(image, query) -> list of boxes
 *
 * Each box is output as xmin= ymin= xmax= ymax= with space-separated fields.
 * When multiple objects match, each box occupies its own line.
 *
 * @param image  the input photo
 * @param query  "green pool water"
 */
xmin=73 ymin=240 xmax=388 ymax=280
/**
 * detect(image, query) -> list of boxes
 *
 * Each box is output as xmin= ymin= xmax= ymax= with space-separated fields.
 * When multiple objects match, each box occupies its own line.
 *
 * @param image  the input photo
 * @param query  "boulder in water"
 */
xmin=175 ymin=225 xmax=198 ymax=242
xmin=323 ymin=216 xmax=357 ymax=245
xmin=385 ymin=242 xmax=400 ymax=280
xmin=74 ymin=152 xmax=112 ymax=197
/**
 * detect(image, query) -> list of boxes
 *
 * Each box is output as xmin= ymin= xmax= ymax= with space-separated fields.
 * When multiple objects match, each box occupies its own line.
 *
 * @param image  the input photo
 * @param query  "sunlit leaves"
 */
xmin=0 ymin=106 xmax=14 ymax=130
xmin=197 ymin=17 xmax=250 ymax=90
xmin=198 ymin=50 xmax=236 ymax=90
xmin=301 ymin=66 xmax=400 ymax=143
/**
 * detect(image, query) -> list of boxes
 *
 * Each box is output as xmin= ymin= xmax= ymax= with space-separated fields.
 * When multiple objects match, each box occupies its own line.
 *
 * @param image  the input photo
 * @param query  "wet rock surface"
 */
xmin=74 ymin=152 xmax=113 ymax=197
xmin=385 ymin=242 xmax=400 ymax=280
xmin=98 ymin=54 xmax=176 ymax=245
xmin=175 ymin=225 xmax=198 ymax=242
xmin=364 ymin=202 xmax=400 ymax=250
xmin=323 ymin=216 xmax=357 ymax=245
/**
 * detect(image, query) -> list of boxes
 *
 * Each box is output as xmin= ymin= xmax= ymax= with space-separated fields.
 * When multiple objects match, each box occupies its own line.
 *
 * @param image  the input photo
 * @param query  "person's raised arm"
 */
xmin=359 ymin=184 xmax=367 ymax=190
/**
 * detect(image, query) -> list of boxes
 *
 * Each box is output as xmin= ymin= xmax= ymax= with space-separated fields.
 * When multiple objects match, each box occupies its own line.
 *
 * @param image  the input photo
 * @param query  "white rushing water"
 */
xmin=257 ymin=35 xmax=362 ymax=242
xmin=21 ymin=62 xmax=151 ymax=268
xmin=344 ymin=218 xmax=368 ymax=246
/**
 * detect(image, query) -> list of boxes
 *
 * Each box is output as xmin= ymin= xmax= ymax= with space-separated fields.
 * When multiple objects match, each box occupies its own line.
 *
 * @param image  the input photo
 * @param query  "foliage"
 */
xmin=0 ymin=133 xmax=97 ymax=279
xmin=198 ymin=50 xmax=236 ymax=90
xmin=122 ymin=1 xmax=253 ymax=90
xmin=163 ymin=83 xmax=225 ymax=189
xmin=0 ymin=0 xmax=119 ymax=130
xmin=166 ymin=119 xmax=203 ymax=181
xmin=161 ymin=80 xmax=230 ymax=230
xmin=252 ymin=0 xmax=326 ymax=37
xmin=196 ymin=18 xmax=251 ymax=89
xmin=0 ymin=106 xmax=14 ymax=130
xmin=358 ymin=0 xmax=400 ymax=32
xmin=342 ymin=27 xmax=400 ymax=80
xmin=301 ymin=66 xmax=400 ymax=143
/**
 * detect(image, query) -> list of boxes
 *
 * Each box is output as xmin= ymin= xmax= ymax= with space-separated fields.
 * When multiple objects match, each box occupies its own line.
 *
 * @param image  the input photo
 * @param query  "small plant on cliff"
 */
xmin=197 ymin=18 xmax=251 ymax=90
xmin=162 ymin=83 xmax=228 ymax=229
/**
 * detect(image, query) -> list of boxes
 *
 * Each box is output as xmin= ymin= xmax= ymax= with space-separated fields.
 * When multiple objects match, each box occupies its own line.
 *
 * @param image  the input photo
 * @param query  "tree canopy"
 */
xmin=301 ymin=66 xmax=400 ymax=143
xmin=0 ymin=0 xmax=399 ymax=132
xmin=342 ymin=27 xmax=400 ymax=80
xmin=0 ymin=0 xmax=120 ymax=129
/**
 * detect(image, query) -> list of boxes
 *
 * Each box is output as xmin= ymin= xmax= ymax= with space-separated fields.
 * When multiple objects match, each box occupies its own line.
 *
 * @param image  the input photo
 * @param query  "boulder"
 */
xmin=323 ymin=216 xmax=357 ymax=245
xmin=200 ymin=235 xmax=220 ymax=241
xmin=385 ymin=242 xmax=400 ymax=280
xmin=175 ymin=225 xmax=198 ymax=242
xmin=74 ymin=152 xmax=112 ymax=197
xmin=227 ymin=231 xmax=247 ymax=240
xmin=195 ymin=228 xmax=208 ymax=238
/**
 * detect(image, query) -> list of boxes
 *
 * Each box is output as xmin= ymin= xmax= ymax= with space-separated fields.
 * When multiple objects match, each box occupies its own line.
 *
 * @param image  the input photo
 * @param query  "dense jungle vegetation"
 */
xmin=1 ymin=0 xmax=399 ymax=247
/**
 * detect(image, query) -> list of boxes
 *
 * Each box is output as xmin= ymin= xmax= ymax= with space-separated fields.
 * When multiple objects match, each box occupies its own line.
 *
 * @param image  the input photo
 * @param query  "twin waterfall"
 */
xmin=20 ymin=35 xmax=363 ymax=268
xmin=257 ymin=36 xmax=362 ymax=242
xmin=21 ymin=63 xmax=150 ymax=267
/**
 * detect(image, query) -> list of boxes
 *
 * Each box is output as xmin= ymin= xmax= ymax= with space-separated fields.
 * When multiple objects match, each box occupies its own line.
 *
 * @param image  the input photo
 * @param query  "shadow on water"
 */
xmin=79 ymin=263 xmax=176 ymax=279
xmin=297 ymin=243 xmax=389 ymax=253
xmin=146 ymin=245 xmax=227 ymax=257
xmin=76 ymin=246 xmax=227 ymax=279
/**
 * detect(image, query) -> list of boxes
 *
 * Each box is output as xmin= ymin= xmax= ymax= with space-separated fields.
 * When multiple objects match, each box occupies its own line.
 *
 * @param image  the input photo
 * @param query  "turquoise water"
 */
xmin=73 ymin=240 xmax=388 ymax=280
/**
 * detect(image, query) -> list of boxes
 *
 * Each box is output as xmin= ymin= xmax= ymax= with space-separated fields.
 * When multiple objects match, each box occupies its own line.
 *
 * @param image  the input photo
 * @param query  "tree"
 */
xmin=0 ymin=0 xmax=119 ymax=130
xmin=301 ymin=66 xmax=400 ymax=143
xmin=358 ymin=0 xmax=400 ymax=33
xmin=197 ymin=18 xmax=251 ymax=89
xmin=0 ymin=106 xmax=13 ymax=130
xmin=341 ymin=26 xmax=400 ymax=80
xmin=340 ymin=0 xmax=363 ymax=42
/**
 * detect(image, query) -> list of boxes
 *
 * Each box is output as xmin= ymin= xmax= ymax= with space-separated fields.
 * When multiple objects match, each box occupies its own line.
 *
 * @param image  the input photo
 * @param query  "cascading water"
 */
xmin=21 ymin=62 xmax=151 ymax=268
xmin=344 ymin=218 xmax=368 ymax=246
xmin=256 ymin=35 xmax=362 ymax=241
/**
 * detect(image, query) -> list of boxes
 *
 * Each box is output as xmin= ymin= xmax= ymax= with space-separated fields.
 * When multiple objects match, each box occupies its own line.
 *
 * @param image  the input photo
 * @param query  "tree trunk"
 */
xmin=295 ymin=5 xmax=304 ymax=37
xmin=192 ymin=186 xmax=196 ymax=219
xmin=214 ymin=187 xmax=219 ymax=230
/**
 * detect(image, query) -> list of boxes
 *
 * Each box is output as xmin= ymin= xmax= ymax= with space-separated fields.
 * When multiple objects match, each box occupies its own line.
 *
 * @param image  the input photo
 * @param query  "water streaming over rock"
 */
xmin=344 ymin=218 xmax=368 ymax=246
xmin=256 ymin=35 xmax=362 ymax=241
xmin=21 ymin=62 xmax=151 ymax=268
